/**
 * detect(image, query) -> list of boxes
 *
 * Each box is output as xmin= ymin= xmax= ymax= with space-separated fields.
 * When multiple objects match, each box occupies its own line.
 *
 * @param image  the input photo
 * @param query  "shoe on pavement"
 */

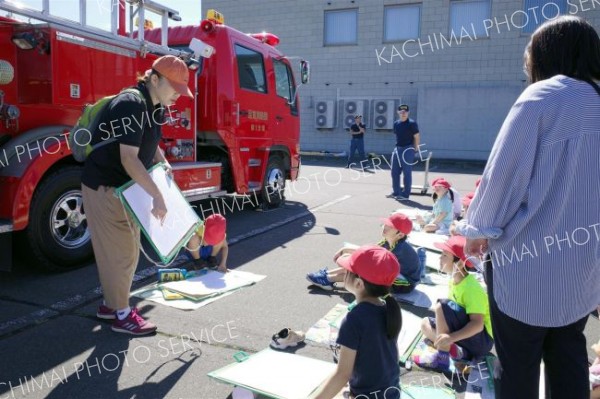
xmin=111 ymin=308 xmax=157 ymax=336
xmin=97 ymin=304 xmax=116 ymax=320
xmin=306 ymin=270 xmax=334 ymax=290
xmin=386 ymin=193 xmax=400 ymax=198
xmin=270 ymin=328 xmax=305 ymax=349
xmin=396 ymin=195 xmax=410 ymax=201
xmin=413 ymin=349 xmax=450 ymax=371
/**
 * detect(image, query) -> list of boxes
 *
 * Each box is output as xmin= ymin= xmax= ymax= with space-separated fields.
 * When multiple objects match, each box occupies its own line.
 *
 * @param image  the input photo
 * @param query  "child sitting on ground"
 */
xmin=186 ymin=214 xmax=229 ymax=273
xmin=416 ymin=178 xmax=454 ymax=235
xmin=413 ymin=235 xmax=493 ymax=370
xmin=592 ymin=338 xmax=600 ymax=399
xmin=306 ymin=213 xmax=421 ymax=293
xmin=312 ymin=245 xmax=402 ymax=399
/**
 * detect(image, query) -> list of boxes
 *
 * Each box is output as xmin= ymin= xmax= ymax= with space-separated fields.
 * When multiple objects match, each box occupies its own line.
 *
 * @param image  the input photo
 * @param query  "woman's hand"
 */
xmin=465 ymin=238 xmax=489 ymax=256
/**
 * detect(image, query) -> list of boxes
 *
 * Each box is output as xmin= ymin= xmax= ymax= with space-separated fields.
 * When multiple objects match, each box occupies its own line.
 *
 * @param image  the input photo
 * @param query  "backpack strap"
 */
xmin=88 ymin=87 xmax=147 ymax=153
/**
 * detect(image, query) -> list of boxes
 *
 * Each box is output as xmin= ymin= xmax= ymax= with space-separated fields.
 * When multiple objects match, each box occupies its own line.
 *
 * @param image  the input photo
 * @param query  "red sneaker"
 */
xmin=96 ymin=304 xmax=116 ymax=320
xmin=111 ymin=308 xmax=157 ymax=336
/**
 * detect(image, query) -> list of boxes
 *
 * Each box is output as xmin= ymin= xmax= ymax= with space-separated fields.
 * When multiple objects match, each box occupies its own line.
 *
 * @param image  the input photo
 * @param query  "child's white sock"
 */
xmin=117 ymin=307 xmax=131 ymax=320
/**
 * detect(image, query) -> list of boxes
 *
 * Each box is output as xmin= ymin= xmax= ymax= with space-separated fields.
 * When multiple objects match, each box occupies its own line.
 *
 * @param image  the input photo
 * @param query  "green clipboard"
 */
xmin=114 ymin=162 xmax=201 ymax=264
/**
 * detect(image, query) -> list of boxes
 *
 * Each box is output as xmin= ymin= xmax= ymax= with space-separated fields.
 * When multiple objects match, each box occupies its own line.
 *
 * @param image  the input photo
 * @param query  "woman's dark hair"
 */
xmin=432 ymin=189 xmax=454 ymax=203
xmin=524 ymin=15 xmax=600 ymax=84
xmin=359 ymin=276 xmax=402 ymax=339
xmin=136 ymin=68 xmax=162 ymax=84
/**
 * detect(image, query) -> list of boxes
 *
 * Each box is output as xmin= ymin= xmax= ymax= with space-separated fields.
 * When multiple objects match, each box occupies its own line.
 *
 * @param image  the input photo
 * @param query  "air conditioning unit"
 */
xmin=372 ymin=100 xmax=396 ymax=130
xmin=341 ymin=99 xmax=368 ymax=129
xmin=314 ymin=100 xmax=335 ymax=129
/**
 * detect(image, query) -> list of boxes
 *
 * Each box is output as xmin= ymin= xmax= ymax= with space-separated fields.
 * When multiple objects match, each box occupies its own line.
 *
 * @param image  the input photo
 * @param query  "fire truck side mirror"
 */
xmin=300 ymin=60 xmax=310 ymax=85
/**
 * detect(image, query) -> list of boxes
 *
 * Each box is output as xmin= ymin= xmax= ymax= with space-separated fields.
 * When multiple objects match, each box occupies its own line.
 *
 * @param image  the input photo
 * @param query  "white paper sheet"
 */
xmin=394 ymin=282 xmax=449 ymax=309
xmin=397 ymin=309 xmax=425 ymax=358
xmin=209 ymin=349 xmax=336 ymax=399
xmin=160 ymin=270 xmax=257 ymax=298
xmin=408 ymin=232 xmax=448 ymax=253
xmin=131 ymin=271 xmax=266 ymax=310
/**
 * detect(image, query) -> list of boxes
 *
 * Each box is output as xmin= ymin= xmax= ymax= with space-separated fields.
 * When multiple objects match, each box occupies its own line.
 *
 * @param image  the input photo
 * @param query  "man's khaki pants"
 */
xmin=82 ymin=183 xmax=140 ymax=310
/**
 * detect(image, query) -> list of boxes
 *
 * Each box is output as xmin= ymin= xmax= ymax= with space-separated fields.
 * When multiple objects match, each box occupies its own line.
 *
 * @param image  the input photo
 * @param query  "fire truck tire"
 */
xmin=260 ymin=156 xmax=286 ymax=208
xmin=25 ymin=166 xmax=93 ymax=272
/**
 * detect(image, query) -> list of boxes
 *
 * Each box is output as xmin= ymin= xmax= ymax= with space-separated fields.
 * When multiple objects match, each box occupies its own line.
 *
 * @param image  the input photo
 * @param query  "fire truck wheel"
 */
xmin=26 ymin=166 xmax=92 ymax=272
xmin=261 ymin=156 xmax=286 ymax=208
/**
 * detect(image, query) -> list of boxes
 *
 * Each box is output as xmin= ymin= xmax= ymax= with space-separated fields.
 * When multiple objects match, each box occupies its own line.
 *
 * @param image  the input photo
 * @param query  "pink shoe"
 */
xmin=111 ymin=308 xmax=157 ymax=336
xmin=96 ymin=304 xmax=116 ymax=320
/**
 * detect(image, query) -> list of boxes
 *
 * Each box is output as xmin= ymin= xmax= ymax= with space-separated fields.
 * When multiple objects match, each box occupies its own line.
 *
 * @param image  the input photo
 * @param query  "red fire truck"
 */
xmin=0 ymin=1 xmax=309 ymax=272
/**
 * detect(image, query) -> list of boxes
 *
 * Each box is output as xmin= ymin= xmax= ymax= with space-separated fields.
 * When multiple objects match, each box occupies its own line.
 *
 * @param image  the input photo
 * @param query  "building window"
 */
xmin=449 ymin=0 xmax=491 ymax=37
xmin=324 ymin=9 xmax=358 ymax=46
xmin=235 ymin=44 xmax=267 ymax=93
xmin=522 ymin=0 xmax=567 ymax=33
xmin=384 ymin=4 xmax=421 ymax=42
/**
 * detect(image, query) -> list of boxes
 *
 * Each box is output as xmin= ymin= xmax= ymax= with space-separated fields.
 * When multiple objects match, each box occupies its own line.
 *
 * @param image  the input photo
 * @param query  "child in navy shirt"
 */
xmin=313 ymin=245 xmax=402 ymax=399
xmin=306 ymin=213 xmax=420 ymax=293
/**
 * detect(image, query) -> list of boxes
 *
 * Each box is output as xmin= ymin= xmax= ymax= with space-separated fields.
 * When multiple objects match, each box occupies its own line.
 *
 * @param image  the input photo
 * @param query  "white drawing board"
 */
xmin=115 ymin=163 xmax=200 ymax=263
xmin=208 ymin=349 xmax=336 ymax=399
xmin=408 ymin=232 xmax=448 ymax=253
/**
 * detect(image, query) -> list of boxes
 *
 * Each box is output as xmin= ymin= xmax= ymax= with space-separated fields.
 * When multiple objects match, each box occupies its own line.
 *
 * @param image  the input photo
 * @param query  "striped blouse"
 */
xmin=457 ymin=75 xmax=600 ymax=327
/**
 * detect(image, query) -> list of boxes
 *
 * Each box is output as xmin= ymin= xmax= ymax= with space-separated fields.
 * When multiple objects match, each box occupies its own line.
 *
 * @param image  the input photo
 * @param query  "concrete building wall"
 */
xmin=202 ymin=0 xmax=600 ymax=160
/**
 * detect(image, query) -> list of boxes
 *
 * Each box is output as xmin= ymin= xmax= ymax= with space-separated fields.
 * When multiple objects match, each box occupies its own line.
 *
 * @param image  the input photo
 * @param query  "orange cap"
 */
xmin=151 ymin=55 xmax=193 ymax=98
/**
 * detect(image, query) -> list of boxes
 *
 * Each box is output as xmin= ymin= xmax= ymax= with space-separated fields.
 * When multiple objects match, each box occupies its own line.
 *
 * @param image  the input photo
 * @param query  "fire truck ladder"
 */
xmin=0 ymin=0 xmax=188 ymax=58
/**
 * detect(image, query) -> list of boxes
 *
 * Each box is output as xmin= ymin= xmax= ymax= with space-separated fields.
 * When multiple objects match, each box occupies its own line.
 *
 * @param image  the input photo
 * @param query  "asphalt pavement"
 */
xmin=1 ymin=157 xmax=598 ymax=399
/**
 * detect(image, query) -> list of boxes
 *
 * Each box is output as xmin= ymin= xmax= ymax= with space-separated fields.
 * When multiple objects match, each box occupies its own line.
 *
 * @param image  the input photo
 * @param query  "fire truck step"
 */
xmin=171 ymin=161 xmax=221 ymax=170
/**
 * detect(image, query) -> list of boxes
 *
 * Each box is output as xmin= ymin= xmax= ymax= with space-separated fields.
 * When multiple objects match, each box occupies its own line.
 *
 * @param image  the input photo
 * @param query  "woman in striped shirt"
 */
xmin=459 ymin=16 xmax=600 ymax=399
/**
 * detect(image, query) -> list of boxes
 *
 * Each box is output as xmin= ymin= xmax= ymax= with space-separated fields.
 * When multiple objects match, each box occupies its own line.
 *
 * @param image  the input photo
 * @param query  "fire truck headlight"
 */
xmin=0 ymin=60 xmax=15 ymax=85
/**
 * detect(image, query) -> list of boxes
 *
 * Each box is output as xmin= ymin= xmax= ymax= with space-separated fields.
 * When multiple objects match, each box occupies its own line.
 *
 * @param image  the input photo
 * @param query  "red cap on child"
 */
xmin=336 ymin=245 xmax=400 ymax=286
xmin=462 ymin=192 xmax=475 ymax=207
xmin=203 ymin=214 xmax=226 ymax=245
xmin=381 ymin=212 xmax=413 ymax=235
xmin=432 ymin=178 xmax=451 ymax=189
xmin=434 ymin=235 xmax=474 ymax=268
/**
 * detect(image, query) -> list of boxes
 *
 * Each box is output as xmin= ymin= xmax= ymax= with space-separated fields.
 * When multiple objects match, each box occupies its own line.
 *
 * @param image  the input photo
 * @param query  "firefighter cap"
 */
xmin=151 ymin=55 xmax=193 ymax=98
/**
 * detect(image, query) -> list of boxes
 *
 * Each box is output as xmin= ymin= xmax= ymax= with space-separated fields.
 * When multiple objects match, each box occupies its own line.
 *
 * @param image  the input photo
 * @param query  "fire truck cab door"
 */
xmin=270 ymin=56 xmax=299 ymax=143
xmin=233 ymin=43 xmax=269 ymax=141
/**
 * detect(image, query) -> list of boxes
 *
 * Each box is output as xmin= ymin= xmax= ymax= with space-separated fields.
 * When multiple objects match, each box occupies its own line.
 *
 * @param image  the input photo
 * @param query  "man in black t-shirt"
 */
xmin=81 ymin=55 xmax=193 ymax=336
xmin=346 ymin=115 xmax=366 ymax=168
xmin=389 ymin=104 xmax=420 ymax=200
